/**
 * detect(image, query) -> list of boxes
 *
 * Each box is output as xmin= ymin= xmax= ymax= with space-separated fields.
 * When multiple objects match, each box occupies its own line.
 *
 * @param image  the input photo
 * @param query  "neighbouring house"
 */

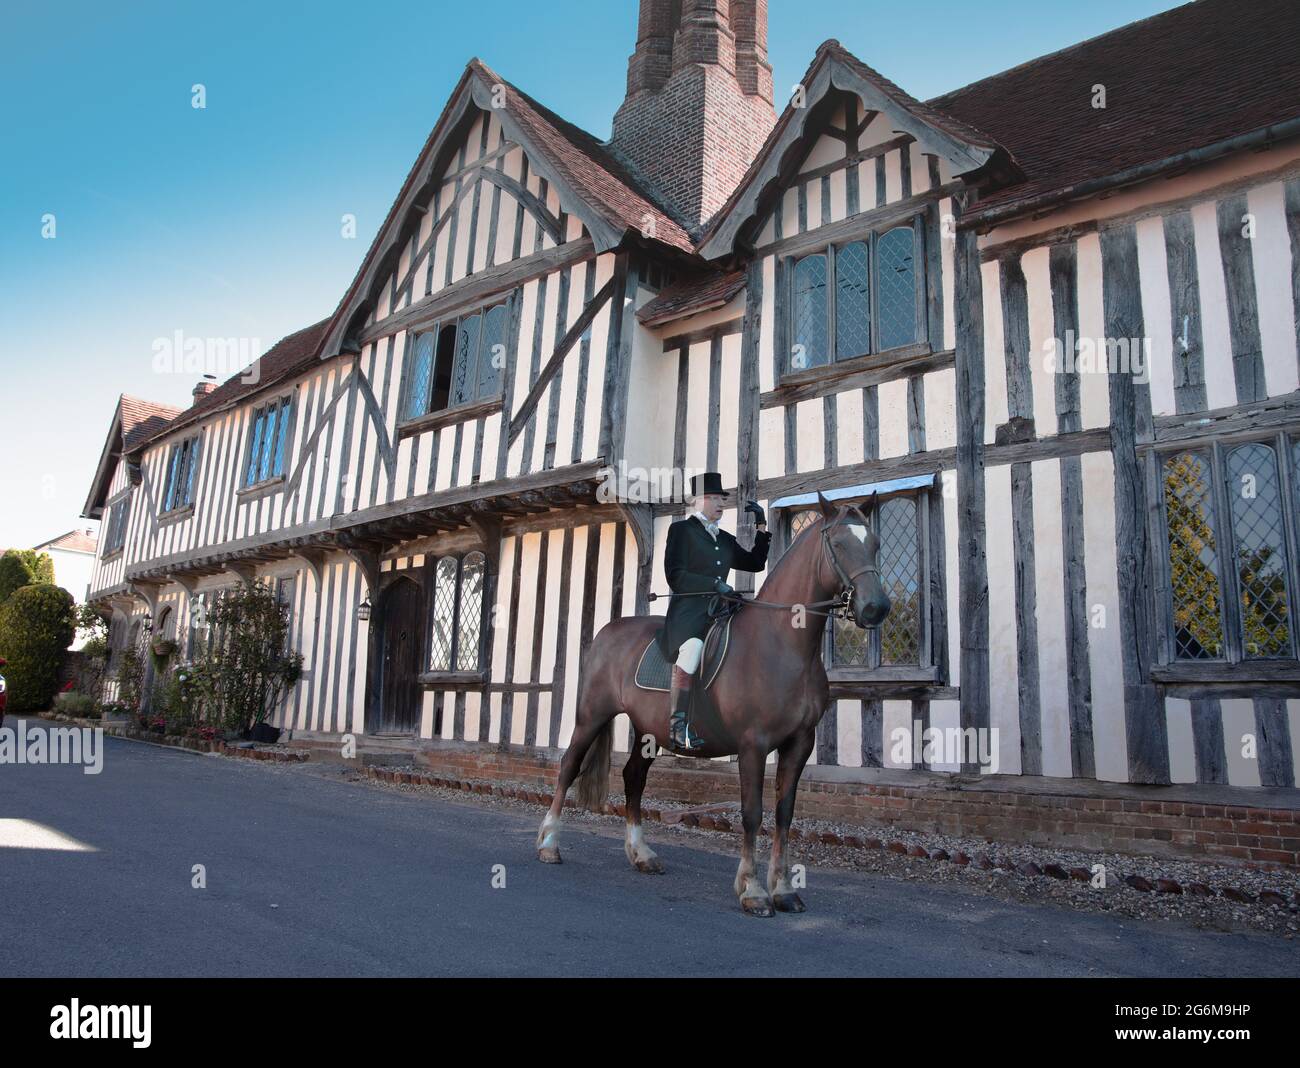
xmin=80 ymin=0 xmax=1300 ymax=864
xmin=31 ymin=529 xmax=98 ymax=648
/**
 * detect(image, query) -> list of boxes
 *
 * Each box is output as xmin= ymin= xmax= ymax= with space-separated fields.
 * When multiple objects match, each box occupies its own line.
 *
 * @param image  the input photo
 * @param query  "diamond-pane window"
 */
xmin=456 ymin=553 xmax=485 ymax=671
xmin=450 ymin=313 xmax=481 ymax=408
xmin=878 ymin=497 xmax=920 ymax=665
xmin=476 ymin=304 xmax=508 ymax=398
xmin=1226 ymin=443 xmax=1290 ymax=658
xmin=877 ymin=226 xmax=916 ymax=351
xmin=793 ymin=253 xmax=829 ymax=369
xmin=835 ymin=241 xmax=871 ymax=360
xmin=405 ymin=331 xmax=435 ymax=419
xmin=1162 ymin=452 xmax=1225 ymax=660
xmin=429 ymin=556 xmax=458 ymax=672
xmin=403 ymin=301 xmax=509 ymax=421
xmin=787 ymin=493 xmax=929 ymax=673
xmin=790 ymin=509 xmax=819 ymax=541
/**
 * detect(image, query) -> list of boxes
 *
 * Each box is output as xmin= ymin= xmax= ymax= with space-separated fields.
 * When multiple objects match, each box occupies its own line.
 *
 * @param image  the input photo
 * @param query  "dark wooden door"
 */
xmin=377 ymin=579 xmax=423 ymax=733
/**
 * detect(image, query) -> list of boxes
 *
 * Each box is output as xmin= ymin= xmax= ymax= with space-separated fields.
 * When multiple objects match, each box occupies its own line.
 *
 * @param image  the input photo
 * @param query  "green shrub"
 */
xmin=0 ymin=550 xmax=55 ymax=605
xmin=116 ymin=647 xmax=145 ymax=712
xmin=151 ymin=664 xmax=202 ymax=733
xmin=0 ymin=584 xmax=76 ymax=711
xmin=189 ymin=581 xmax=301 ymax=735
xmin=54 ymin=691 xmax=100 ymax=718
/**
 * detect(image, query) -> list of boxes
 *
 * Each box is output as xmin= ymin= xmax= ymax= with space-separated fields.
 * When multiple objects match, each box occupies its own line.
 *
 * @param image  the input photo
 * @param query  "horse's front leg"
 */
xmin=768 ymin=726 xmax=815 ymax=912
xmin=734 ymin=744 xmax=774 ymax=917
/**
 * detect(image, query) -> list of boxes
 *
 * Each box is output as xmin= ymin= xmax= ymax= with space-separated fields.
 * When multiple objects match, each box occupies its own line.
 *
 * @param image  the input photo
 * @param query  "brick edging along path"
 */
xmin=377 ymin=743 xmax=1300 ymax=872
xmin=34 ymin=713 xmax=309 ymax=763
xmin=361 ymin=765 xmax=1300 ymax=909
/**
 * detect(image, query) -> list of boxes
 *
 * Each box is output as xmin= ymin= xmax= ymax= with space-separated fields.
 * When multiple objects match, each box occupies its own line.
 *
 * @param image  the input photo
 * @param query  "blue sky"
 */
xmin=0 ymin=0 xmax=1180 ymax=553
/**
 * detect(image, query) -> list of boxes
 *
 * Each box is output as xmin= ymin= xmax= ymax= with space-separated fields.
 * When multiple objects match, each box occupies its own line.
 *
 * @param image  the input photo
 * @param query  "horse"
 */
xmin=535 ymin=491 xmax=891 ymax=916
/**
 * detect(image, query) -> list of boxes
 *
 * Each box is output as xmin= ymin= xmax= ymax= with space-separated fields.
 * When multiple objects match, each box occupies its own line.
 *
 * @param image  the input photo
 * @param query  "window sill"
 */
xmin=100 ymin=548 xmax=124 ymax=563
xmin=157 ymin=505 xmax=194 ymax=527
xmin=398 ymin=397 xmax=502 ymax=441
xmin=828 ymin=665 xmax=938 ymax=684
xmin=762 ymin=343 xmax=951 ymax=409
xmin=237 ymin=475 xmax=286 ymax=503
xmin=1152 ymin=662 xmax=1300 ymax=684
xmin=419 ymin=671 xmax=486 ymax=689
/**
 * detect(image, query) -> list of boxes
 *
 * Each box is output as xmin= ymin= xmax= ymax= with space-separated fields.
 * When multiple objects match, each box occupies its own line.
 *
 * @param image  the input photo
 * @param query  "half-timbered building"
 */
xmin=84 ymin=0 xmax=1300 ymax=802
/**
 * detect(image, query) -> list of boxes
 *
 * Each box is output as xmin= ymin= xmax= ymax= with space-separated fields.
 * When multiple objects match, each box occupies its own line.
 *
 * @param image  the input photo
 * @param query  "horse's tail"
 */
xmin=574 ymin=718 xmax=613 ymax=813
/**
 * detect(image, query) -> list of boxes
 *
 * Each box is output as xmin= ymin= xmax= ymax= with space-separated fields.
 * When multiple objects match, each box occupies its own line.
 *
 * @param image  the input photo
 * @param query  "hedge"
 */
xmin=0 ymin=584 xmax=75 ymax=711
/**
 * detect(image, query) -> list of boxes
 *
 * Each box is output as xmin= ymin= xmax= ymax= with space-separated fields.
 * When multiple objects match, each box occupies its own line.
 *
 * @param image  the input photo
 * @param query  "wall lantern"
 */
xmin=357 ymin=597 xmax=372 ymax=622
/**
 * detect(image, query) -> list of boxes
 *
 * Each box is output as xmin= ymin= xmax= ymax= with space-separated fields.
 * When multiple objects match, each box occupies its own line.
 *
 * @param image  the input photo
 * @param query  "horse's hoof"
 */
xmin=773 ymin=892 xmax=806 ymax=913
xmin=635 ymin=855 xmax=664 ymax=874
xmin=740 ymin=895 xmax=775 ymax=917
xmin=537 ymin=847 xmax=562 ymax=864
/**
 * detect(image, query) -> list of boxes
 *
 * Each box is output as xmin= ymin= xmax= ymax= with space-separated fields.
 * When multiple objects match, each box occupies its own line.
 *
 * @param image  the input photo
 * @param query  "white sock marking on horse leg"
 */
xmin=537 ymin=812 xmax=561 ymax=850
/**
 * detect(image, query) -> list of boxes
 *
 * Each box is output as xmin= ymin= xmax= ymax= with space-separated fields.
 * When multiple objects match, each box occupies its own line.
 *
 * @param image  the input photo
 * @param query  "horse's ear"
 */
xmin=859 ymin=491 xmax=879 ymax=523
xmin=817 ymin=491 xmax=836 ymax=520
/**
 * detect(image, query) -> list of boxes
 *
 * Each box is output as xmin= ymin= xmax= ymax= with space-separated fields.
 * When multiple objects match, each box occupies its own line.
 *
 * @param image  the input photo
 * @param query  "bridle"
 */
xmin=815 ymin=521 xmax=880 ymax=617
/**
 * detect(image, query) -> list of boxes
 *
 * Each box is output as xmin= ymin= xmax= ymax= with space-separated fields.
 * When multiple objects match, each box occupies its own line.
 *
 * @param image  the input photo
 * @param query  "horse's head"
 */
xmin=816 ymin=491 xmax=891 ymax=629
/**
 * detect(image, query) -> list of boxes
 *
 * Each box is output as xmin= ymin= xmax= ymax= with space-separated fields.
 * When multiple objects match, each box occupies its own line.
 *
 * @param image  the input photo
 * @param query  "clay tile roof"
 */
xmin=131 ymin=319 xmax=331 ymax=451
xmin=928 ymin=0 xmax=1300 ymax=218
xmin=33 ymin=529 xmax=99 ymax=554
xmin=473 ymin=60 xmax=696 ymax=254
xmin=637 ymin=270 xmax=748 ymax=328
xmin=119 ymin=396 xmax=184 ymax=453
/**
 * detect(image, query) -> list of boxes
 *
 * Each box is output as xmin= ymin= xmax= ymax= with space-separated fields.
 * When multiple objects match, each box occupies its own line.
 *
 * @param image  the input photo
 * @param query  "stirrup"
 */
xmin=669 ymin=711 xmax=704 ymax=752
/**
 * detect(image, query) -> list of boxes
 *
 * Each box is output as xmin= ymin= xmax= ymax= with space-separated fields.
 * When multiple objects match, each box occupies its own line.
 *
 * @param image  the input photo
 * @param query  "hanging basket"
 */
xmin=151 ymin=637 xmax=178 ymax=659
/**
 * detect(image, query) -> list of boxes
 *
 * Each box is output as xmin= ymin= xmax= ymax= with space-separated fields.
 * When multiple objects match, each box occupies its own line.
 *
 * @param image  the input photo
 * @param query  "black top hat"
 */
xmin=690 ymin=472 xmax=727 ymax=497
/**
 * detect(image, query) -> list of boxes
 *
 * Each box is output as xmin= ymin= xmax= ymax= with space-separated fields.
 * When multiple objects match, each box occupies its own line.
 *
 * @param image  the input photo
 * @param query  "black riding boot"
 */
xmin=667 ymin=666 xmax=703 ymax=752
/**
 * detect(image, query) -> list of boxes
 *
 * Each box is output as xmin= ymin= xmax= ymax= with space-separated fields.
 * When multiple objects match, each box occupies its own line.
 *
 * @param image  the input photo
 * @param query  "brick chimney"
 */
xmin=611 ymin=0 xmax=775 ymax=231
xmin=192 ymin=376 xmax=217 ymax=405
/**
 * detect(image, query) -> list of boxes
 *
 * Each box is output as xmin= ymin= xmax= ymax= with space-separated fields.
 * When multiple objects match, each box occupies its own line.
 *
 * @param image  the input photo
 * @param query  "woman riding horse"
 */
xmin=660 ymin=471 xmax=770 ymax=752
xmin=536 ymin=490 xmax=892 ymax=916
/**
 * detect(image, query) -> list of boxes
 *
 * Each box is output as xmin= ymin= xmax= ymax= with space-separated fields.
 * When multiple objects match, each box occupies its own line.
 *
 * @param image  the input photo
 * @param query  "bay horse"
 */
xmin=535 ymin=492 xmax=891 ymax=916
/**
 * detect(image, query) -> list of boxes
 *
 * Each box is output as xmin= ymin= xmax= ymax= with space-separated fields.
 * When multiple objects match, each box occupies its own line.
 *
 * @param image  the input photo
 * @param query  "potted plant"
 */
xmin=151 ymin=636 xmax=177 ymax=659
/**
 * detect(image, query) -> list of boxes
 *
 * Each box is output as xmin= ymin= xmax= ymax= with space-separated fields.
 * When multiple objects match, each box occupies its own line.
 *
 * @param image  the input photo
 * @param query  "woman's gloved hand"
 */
xmin=744 ymin=500 xmax=767 ymax=527
xmin=713 ymin=578 xmax=735 ymax=596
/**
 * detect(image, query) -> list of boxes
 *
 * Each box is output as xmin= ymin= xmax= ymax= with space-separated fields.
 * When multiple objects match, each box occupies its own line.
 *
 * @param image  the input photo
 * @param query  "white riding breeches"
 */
xmin=675 ymin=637 xmax=704 ymax=674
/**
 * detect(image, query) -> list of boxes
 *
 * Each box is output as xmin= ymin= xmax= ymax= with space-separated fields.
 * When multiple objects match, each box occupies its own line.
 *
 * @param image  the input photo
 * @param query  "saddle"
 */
xmin=634 ymin=614 xmax=734 ymax=693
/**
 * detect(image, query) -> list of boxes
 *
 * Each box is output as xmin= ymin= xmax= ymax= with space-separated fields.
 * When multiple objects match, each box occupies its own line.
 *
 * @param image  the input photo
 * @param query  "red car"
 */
xmin=0 ymin=657 xmax=7 ymax=726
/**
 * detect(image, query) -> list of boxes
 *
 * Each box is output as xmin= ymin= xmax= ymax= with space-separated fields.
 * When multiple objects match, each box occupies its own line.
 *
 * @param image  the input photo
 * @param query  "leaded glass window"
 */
xmin=1162 ymin=452 xmax=1225 ymax=659
xmin=427 ymin=552 xmax=487 ymax=673
xmin=784 ymin=493 xmax=931 ymax=675
xmin=403 ymin=299 xmax=510 ymax=421
xmin=243 ymin=396 xmax=292 ymax=487
xmin=1156 ymin=433 xmax=1300 ymax=666
xmin=161 ymin=434 xmax=201 ymax=512
xmin=1225 ymin=443 xmax=1289 ymax=658
xmin=793 ymin=254 xmax=829 ymax=369
xmin=786 ymin=219 xmax=923 ymax=374
xmin=876 ymin=226 xmax=917 ymax=351
xmin=835 ymin=241 xmax=871 ymax=360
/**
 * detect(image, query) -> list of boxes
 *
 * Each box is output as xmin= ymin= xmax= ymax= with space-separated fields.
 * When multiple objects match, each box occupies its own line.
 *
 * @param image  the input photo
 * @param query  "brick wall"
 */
xmin=407 ymin=743 xmax=1300 ymax=870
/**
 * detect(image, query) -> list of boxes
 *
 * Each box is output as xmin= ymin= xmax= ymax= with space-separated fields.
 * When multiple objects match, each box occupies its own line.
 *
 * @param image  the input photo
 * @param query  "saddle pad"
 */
xmin=634 ymin=618 xmax=733 ymax=692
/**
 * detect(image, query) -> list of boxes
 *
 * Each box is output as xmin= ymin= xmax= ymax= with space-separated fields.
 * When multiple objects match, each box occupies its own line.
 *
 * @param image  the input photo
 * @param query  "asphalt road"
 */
xmin=2 ymin=717 xmax=1296 ymax=977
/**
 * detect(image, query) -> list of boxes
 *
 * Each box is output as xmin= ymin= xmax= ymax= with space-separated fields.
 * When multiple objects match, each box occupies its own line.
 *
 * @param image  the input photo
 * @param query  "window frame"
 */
xmin=779 ymin=486 xmax=936 ymax=683
xmin=1151 ymin=428 xmax=1300 ymax=673
xmin=159 ymin=434 xmax=202 ymax=516
xmin=423 ymin=550 xmax=488 ymax=678
xmin=102 ymin=490 xmax=131 ymax=557
xmin=398 ymin=294 xmax=514 ymax=434
xmin=783 ymin=214 xmax=928 ymax=379
xmin=240 ymin=393 xmax=296 ymax=491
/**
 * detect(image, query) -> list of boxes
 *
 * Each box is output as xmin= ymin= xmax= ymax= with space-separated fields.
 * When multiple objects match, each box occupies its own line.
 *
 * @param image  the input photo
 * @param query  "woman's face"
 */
xmin=696 ymin=493 xmax=726 ymax=522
